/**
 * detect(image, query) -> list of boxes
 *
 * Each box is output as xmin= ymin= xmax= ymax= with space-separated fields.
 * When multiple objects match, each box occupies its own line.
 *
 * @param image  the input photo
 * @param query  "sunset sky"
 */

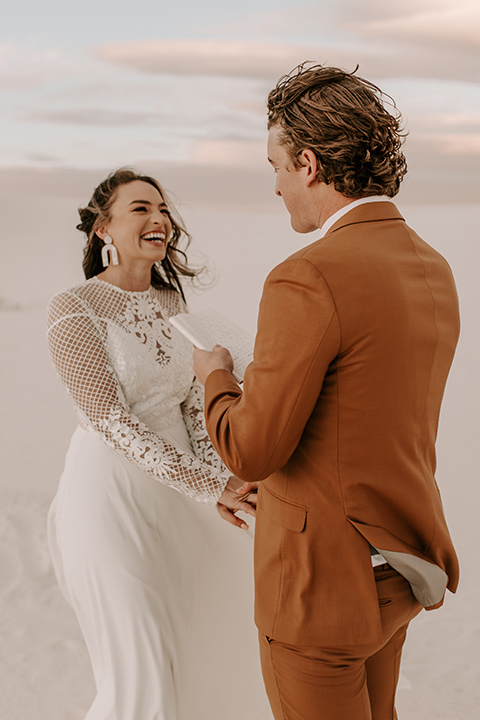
xmin=1 ymin=0 xmax=479 ymax=203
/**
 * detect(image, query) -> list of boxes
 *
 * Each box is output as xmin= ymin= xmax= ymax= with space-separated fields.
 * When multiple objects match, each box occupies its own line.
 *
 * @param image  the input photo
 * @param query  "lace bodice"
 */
xmin=47 ymin=277 xmax=230 ymax=503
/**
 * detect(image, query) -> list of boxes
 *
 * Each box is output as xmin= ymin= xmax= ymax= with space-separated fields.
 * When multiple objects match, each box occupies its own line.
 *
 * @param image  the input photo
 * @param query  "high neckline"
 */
xmin=91 ymin=276 xmax=154 ymax=296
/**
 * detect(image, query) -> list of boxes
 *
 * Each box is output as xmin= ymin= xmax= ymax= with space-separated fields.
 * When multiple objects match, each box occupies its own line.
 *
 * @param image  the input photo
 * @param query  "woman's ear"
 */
xmin=96 ymin=225 xmax=108 ymax=241
xmin=300 ymin=149 xmax=319 ymax=187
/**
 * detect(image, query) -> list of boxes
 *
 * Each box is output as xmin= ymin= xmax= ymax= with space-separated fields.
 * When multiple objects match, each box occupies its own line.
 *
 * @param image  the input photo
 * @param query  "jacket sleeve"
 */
xmin=204 ymin=257 xmax=340 ymax=481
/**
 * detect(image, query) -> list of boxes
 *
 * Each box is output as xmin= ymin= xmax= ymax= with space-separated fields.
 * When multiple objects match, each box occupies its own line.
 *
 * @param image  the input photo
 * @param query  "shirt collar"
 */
xmin=318 ymin=196 xmax=391 ymax=239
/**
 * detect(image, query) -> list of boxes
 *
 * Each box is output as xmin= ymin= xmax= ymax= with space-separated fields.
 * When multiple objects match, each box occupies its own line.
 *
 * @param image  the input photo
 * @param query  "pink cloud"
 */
xmin=96 ymin=37 xmax=478 ymax=83
xmin=354 ymin=0 xmax=480 ymax=48
xmin=414 ymin=132 xmax=480 ymax=155
xmin=96 ymin=40 xmax=317 ymax=80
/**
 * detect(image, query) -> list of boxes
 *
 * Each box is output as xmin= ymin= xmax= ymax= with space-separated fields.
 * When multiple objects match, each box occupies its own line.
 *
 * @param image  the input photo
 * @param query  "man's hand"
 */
xmin=193 ymin=345 xmax=234 ymax=386
xmin=217 ymin=476 xmax=257 ymax=530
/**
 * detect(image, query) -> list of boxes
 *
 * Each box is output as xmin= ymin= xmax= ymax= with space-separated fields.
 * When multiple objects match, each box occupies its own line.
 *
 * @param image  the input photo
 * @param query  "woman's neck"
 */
xmin=96 ymin=265 xmax=152 ymax=292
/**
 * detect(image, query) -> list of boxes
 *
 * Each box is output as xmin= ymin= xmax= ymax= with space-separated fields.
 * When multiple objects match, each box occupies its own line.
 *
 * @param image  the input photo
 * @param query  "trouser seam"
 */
xmin=268 ymin=638 xmax=290 ymax=720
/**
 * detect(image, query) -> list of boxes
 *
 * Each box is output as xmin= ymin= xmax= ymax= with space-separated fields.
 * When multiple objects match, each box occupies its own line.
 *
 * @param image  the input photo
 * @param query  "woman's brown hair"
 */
xmin=78 ymin=168 xmax=198 ymax=301
xmin=267 ymin=63 xmax=407 ymax=198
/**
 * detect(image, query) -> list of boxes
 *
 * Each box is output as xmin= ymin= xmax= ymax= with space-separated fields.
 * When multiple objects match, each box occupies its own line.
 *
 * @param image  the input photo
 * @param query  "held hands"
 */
xmin=193 ymin=345 xmax=257 ymax=527
xmin=217 ymin=477 xmax=259 ymax=530
xmin=193 ymin=345 xmax=234 ymax=386
xmin=235 ymin=481 xmax=259 ymax=497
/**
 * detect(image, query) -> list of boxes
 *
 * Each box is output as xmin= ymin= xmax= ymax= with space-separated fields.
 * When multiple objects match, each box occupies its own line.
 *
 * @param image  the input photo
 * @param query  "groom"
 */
xmin=193 ymin=64 xmax=460 ymax=719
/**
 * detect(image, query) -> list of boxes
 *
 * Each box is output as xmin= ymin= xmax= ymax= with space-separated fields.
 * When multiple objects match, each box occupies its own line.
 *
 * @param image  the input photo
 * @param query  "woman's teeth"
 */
xmin=142 ymin=232 xmax=166 ymax=244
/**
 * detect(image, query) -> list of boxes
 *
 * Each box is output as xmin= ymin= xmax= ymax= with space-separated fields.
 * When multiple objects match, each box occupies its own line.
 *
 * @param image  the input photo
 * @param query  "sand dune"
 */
xmin=1 ymin=195 xmax=479 ymax=718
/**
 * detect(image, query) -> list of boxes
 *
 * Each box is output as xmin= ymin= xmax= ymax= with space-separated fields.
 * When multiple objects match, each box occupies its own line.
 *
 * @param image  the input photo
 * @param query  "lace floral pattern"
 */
xmin=47 ymin=277 xmax=230 ymax=503
xmin=181 ymin=380 xmax=229 ymax=472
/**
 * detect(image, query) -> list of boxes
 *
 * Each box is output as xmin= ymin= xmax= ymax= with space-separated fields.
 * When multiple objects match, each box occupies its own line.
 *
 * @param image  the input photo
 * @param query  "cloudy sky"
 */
xmin=0 ymin=0 xmax=479 ymax=202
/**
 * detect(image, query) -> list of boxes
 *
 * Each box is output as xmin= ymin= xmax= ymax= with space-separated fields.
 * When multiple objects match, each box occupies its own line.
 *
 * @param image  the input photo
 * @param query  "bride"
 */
xmin=47 ymin=167 xmax=272 ymax=720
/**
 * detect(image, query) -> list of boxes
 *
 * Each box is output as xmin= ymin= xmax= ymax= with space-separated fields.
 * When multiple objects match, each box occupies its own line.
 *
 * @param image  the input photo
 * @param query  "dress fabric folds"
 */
xmin=47 ymin=277 xmax=271 ymax=720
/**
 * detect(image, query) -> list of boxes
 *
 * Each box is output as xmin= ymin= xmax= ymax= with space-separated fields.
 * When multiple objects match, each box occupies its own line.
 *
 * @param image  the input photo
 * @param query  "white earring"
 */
xmin=101 ymin=235 xmax=119 ymax=267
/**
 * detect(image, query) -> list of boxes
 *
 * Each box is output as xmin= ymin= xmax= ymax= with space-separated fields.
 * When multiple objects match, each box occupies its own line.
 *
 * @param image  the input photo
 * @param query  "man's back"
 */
xmin=205 ymin=201 xmax=459 ymax=646
xmin=282 ymin=201 xmax=459 ymax=573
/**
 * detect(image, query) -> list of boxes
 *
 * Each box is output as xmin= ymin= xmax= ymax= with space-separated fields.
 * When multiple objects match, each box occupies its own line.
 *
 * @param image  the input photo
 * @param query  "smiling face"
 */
xmin=98 ymin=180 xmax=172 ymax=268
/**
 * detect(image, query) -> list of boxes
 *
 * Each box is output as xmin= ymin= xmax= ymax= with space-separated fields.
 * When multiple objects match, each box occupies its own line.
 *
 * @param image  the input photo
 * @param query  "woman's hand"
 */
xmin=217 ymin=476 xmax=257 ymax=529
xmin=235 ymin=481 xmax=259 ymax=499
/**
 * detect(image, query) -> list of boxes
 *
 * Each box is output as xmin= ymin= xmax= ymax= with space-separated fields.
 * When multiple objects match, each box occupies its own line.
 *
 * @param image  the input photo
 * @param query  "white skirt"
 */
xmin=48 ymin=425 xmax=272 ymax=720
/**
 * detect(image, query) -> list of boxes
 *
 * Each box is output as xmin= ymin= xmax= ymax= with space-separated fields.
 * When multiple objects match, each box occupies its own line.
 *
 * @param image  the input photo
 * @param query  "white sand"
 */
xmin=1 ymin=180 xmax=479 ymax=718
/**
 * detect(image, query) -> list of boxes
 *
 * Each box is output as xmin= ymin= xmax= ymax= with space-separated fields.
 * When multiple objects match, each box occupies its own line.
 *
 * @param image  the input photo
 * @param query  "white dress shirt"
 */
xmin=318 ymin=196 xmax=391 ymax=239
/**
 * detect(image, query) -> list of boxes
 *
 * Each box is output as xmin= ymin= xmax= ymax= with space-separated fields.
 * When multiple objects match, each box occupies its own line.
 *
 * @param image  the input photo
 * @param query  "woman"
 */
xmin=47 ymin=168 xmax=271 ymax=720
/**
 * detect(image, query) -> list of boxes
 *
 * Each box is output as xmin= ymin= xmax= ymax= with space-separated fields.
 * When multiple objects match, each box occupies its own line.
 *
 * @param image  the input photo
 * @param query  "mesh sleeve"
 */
xmin=47 ymin=291 xmax=229 ymax=504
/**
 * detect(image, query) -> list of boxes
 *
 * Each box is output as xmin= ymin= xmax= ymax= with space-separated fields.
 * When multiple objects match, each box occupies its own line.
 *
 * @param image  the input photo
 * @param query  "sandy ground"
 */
xmin=1 ymin=197 xmax=479 ymax=719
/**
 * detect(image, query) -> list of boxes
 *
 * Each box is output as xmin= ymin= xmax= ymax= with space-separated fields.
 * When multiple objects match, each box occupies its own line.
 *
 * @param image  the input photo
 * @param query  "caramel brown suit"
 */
xmin=204 ymin=202 xmax=459 ymax=717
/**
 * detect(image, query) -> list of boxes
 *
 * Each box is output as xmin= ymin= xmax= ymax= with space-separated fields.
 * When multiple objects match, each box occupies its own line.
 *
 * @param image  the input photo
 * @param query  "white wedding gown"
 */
xmin=46 ymin=277 xmax=272 ymax=720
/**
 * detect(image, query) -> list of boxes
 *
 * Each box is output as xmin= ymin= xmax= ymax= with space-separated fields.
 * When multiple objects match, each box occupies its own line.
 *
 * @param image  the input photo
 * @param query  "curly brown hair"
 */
xmin=267 ymin=63 xmax=407 ymax=198
xmin=78 ymin=167 xmax=199 ymax=301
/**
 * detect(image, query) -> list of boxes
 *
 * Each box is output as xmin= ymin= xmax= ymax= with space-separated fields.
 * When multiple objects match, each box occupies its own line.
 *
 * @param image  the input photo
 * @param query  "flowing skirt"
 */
xmin=48 ymin=425 xmax=272 ymax=720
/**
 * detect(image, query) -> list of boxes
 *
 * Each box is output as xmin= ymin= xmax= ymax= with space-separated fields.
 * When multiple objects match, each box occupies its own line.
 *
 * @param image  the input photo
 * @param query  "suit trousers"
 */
xmin=259 ymin=565 xmax=422 ymax=720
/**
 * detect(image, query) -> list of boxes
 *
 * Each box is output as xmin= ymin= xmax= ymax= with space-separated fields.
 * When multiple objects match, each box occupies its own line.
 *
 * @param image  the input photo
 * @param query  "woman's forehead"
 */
xmin=114 ymin=180 xmax=163 ymax=206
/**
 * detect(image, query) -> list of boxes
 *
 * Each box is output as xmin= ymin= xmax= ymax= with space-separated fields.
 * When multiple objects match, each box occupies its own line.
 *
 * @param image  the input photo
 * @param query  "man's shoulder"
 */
xmin=262 ymin=243 xmax=340 ymax=304
xmin=271 ymin=232 xmax=351 ymax=278
xmin=273 ymin=200 xmax=436 ymax=275
xmin=268 ymin=242 xmax=327 ymax=282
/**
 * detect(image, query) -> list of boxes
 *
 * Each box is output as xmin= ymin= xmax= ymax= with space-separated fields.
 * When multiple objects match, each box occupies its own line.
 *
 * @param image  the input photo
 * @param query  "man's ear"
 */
xmin=299 ymin=149 xmax=319 ymax=187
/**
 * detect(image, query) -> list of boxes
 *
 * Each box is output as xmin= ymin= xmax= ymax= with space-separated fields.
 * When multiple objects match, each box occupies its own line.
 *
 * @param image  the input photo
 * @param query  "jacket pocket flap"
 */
xmin=261 ymin=486 xmax=307 ymax=533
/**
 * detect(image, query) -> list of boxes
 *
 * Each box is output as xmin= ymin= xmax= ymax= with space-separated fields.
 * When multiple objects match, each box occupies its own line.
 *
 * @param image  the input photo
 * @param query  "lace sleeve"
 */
xmin=47 ymin=291 xmax=229 ymax=504
xmin=181 ymin=379 xmax=229 ymax=474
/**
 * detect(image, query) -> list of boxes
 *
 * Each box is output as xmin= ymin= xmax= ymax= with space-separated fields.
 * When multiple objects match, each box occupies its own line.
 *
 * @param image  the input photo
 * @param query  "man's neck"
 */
xmin=315 ymin=185 xmax=356 ymax=229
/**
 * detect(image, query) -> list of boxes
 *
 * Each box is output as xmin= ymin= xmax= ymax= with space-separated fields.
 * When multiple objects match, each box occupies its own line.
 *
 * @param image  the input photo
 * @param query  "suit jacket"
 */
xmin=204 ymin=202 xmax=460 ymax=647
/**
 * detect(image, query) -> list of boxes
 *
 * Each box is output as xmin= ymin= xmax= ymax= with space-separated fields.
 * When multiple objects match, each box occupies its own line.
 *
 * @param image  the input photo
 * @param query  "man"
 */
xmin=193 ymin=64 xmax=460 ymax=720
